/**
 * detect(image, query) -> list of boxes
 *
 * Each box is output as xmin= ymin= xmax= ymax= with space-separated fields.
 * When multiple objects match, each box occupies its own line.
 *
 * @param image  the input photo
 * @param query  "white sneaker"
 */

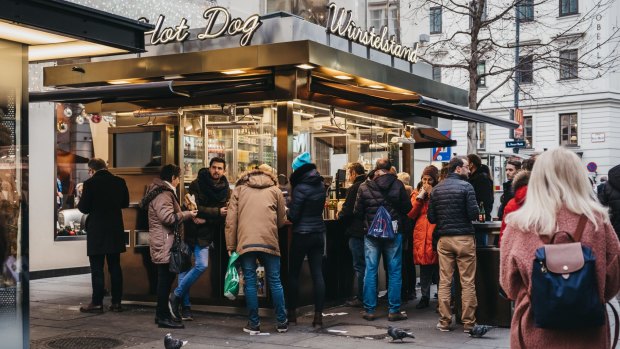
xmin=436 ymin=322 xmax=451 ymax=332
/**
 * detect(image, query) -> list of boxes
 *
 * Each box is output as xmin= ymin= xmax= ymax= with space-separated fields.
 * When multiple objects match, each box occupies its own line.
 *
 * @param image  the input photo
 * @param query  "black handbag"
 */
xmin=169 ymin=216 xmax=192 ymax=274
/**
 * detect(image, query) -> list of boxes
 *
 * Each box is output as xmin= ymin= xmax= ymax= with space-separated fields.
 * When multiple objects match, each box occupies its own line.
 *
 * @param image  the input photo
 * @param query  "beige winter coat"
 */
xmin=225 ymin=170 xmax=287 ymax=256
xmin=145 ymin=178 xmax=193 ymax=264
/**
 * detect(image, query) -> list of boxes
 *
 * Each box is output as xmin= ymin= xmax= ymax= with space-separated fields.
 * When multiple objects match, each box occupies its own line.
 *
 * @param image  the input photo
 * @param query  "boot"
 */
xmin=287 ymin=309 xmax=297 ymax=325
xmin=416 ymin=296 xmax=430 ymax=309
xmin=312 ymin=312 xmax=323 ymax=328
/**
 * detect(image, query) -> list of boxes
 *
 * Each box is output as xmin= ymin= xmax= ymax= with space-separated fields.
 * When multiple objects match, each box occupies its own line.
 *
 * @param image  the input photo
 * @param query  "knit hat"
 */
xmin=292 ymin=152 xmax=311 ymax=171
xmin=421 ymin=165 xmax=439 ymax=183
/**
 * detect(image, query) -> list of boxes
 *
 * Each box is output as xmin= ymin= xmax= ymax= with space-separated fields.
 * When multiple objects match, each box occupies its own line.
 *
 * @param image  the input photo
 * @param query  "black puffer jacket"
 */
xmin=288 ymin=164 xmax=327 ymax=234
xmin=497 ymin=179 xmax=514 ymax=219
xmin=428 ymin=173 xmax=479 ymax=236
xmin=469 ymin=164 xmax=494 ymax=219
xmin=338 ymin=174 xmax=367 ymax=238
xmin=598 ymin=165 xmax=620 ymax=239
xmin=354 ymin=172 xmax=413 ymax=232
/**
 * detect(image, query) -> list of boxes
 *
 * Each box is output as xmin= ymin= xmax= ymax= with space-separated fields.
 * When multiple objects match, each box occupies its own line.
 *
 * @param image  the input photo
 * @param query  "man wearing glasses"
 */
xmin=78 ymin=158 xmax=129 ymax=313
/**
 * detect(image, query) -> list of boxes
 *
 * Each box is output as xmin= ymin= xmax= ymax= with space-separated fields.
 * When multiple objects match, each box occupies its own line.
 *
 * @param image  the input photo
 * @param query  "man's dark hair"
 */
xmin=507 ymin=160 xmax=522 ymax=170
xmin=375 ymin=158 xmax=392 ymax=171
xmin=466 ymin=154 xmax=482 ymax=169
xmin=448 ymin=157 xmax=465 ymax=173
xmin=522 ymin=156 xmax=537 ymax=171
xmin=160 ymin=164 xmax=181 ymax=182
xmin=87 ymin=158 xmax=107 ymax=171
xmin=348 ymin=162 xmax=365 ymax=175
xmin=209 ymin=157 xmax=226 ymax=169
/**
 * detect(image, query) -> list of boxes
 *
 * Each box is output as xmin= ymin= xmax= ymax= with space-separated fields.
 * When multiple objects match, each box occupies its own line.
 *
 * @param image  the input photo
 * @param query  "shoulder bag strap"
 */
xmin=549 ymin=214 xmax=588 ymax=244
xmin=608 ymin=301 xmax=620 ymax=349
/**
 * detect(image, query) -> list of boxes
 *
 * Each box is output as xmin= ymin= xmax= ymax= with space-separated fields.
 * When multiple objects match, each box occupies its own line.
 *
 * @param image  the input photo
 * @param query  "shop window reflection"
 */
xmin=55 ymin=103 xmax=93 ymax=241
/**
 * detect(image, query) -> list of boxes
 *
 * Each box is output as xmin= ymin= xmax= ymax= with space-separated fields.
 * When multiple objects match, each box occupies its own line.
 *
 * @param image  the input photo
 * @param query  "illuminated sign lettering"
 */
xmin=145 ymin=7 xmax=262 ymax=47
xmin=326 ymin=3 xmax=419 ymax=64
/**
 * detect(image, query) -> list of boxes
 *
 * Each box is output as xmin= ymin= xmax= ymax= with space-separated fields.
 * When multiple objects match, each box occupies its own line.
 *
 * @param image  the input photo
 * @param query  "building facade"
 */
xmin=402 ymin=0 xmax=620 ymax=178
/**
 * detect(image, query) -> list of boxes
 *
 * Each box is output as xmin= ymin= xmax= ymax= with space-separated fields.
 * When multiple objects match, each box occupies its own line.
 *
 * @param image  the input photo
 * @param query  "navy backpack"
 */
xmin=530 ymin=215 xmax=606 ymax=329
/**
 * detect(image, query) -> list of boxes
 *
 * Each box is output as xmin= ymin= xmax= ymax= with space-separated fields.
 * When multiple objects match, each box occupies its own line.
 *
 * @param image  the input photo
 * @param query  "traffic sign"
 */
xmin=587 ymin=162 xmax=598 ymax=172
xmin=505 ymin=140 xmax=526 ymax=148
xmin=432 ymin=131 xmax=452 ymax=161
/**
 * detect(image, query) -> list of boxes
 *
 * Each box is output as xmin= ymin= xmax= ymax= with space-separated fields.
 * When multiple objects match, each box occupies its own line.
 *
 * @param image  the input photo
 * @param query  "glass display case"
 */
xmin=181 ymin=103 xmax=278 ymax=185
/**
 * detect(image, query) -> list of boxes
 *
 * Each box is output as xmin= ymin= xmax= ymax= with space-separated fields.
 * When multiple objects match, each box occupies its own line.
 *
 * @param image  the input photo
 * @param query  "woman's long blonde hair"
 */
xmin=506 ymin=147 xmax=609 ymax=235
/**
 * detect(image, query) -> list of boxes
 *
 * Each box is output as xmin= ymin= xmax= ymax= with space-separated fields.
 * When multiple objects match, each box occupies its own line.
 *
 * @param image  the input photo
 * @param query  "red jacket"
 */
xmin=499 ymin=185 xmax=527 ymax=247
xmin=408 ymin=190 xmax=438 ymax=265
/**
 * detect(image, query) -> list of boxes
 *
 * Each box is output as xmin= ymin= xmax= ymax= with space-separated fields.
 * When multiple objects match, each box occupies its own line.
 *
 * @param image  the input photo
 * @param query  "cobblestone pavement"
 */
xmin=30 ymin=274 xmax=515 ymax=349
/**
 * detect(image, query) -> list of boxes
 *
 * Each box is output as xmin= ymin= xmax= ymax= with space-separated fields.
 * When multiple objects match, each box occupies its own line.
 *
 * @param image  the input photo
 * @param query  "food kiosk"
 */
xmin=32 ymin=13 xmax=517 ymax=311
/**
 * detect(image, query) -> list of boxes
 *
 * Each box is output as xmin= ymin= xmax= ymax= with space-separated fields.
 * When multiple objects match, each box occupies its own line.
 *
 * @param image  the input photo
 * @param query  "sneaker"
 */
xmin=362 ymin=312 xmax=376 ymax=321
xmin=158 ymin=318 xmax=185 ymax=329
xmin=464 ymin=324 xmax=477 ymax=333
xmin=181 ymin=306 xmax=193 ymax=321
xmin=168 ymin=292 xmax=182 ymax=321
xmin=79 ymin=303 xmax=103 ymax=314
xmin=388 ymin=312 xmax=408 ymax=321
xmin=276 ymin=321 xmax=288 ymax=333
xmin=436 ymin=322 xmax=451 ymax=332
xmin=108 ymin=303 xmax=123 ymax=312
xmin=243 ymin=322 xmax=261 ymax=335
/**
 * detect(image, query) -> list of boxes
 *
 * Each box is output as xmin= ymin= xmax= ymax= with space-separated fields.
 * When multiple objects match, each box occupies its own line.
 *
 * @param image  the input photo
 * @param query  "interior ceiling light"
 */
xmin=222 ymin=70 xmax=245 ymax=75
xmin=164 ymin=75 xmax=184 ymax=80
xmin=0 ymin=21 xmax=73 ymax=45
xmin=296 ymin=64 xmax=315 ymax=70
xmin=334 ymin=75 xmax=354 ymax=80
xmin=368 ymin=85 xmax=384 ymax=89
xmin=29 ymin=41 xmax=126 ymax=62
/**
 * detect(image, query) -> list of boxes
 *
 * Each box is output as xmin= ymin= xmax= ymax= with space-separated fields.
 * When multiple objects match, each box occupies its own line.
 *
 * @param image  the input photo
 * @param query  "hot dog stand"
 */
xmin=31 ymin=12 xmax=518 ymax=311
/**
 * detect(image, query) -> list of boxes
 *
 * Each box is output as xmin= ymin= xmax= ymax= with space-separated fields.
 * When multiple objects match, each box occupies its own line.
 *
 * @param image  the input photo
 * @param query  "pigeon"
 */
xmin=387 ymin=326 xmax=415 ymax=342
xmin=468 ymin=324 xmax=495 ymax=338
xmin=164 ymin=333 xmax=188 ymax=349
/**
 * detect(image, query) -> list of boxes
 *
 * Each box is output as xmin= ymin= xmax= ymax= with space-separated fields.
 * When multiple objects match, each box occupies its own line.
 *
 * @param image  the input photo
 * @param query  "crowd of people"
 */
xmin=76 ymin=148 xmax=620 ymax=347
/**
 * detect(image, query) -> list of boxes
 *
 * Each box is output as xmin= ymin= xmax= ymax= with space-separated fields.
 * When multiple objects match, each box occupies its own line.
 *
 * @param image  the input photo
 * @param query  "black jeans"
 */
xmin=89 ymin=253 xmax=122 ymax=305
xmin=419 ymin=264 xmax=438 ymax=299
xmin=288 ymin=233 xmax=325 ymax=313
xmin=156 ymin=263 xmax=176 ymax=320
xmin=401 ymin=231 xmax=416 ymax=299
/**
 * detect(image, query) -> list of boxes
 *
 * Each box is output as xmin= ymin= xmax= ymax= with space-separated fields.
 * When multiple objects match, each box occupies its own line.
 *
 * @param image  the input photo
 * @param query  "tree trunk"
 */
xmin=467 ymin=60 xmax=479 ymax=155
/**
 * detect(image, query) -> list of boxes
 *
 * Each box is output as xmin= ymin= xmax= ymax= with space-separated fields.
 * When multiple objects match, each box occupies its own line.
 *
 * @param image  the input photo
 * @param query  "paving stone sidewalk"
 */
xmin=29 ymin=274 xmax=513 ymax=349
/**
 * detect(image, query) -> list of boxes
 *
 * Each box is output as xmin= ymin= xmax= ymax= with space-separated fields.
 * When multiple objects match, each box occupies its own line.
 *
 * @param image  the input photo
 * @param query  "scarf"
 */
xmin=197 ymin=169 xmax=229 ymax=202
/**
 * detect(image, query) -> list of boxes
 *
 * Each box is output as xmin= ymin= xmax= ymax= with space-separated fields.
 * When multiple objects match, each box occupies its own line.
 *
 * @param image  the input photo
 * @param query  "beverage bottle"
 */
xmin=478 ymin=202 xmax=486 ymax=223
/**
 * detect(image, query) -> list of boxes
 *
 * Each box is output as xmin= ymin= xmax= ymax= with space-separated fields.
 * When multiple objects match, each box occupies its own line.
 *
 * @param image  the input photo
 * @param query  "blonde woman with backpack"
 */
xmin=500 ymin=147 xmax=620 ymax=348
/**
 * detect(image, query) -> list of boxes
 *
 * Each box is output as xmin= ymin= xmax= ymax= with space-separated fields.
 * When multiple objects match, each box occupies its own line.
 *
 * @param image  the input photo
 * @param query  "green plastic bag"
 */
xmin=224 ymin=252 xmax=240 ymax=300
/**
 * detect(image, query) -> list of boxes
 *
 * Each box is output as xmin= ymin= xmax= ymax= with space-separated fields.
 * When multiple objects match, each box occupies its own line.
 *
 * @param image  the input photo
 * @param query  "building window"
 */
xmin=559 ymin=49 xmax=578 ymax=80
xmin=518 ymin=55 xmax=533 ymax=84
xmin=369 ymin=4 xmax=399 ymax=39
xmin=430 ymin=7 xmax=442 ymax=34
xmin=524 ymin=115 xmax=533 ymax=148
xmin=517 ymin=0 xmax=534 ymax=22
xmin=432 ymin=66 xmax=442 ymax=82
xmin=560 ymin=113 xmax=578 ymax=146
xmin=477 ymin=61 xmax=486 ymax=87
xmin=560 ymin=0 xmax=578 ymax=16
xmin=477 ymin=122 xmax=486 ymax=150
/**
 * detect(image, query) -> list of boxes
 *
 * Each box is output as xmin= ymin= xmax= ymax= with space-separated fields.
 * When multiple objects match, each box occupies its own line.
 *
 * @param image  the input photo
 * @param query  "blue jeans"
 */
xmin=348 ymin=237 xmax=366 ymax=301
xmin=239 ymin=252 xmax=287 ymax=326
xmin=363 ymin=233 xmax=402 ymax=314
xmin=174 ymin=245 xmax=209 ymax=306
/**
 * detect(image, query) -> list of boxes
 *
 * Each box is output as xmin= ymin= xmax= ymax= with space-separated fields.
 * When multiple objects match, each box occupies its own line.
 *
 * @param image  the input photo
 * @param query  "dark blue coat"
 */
xmin=427 ymin=173 xmax=479 ymax=237
xmin=288 ymin=164 xmax=327 ymax=234
xmin=353 ymin=172 xmax=413 ymax=233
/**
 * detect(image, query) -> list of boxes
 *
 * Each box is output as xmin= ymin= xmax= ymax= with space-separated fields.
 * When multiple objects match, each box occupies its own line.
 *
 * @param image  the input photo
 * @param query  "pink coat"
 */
xmin=500 ymin=208 xmax=620 ymax=348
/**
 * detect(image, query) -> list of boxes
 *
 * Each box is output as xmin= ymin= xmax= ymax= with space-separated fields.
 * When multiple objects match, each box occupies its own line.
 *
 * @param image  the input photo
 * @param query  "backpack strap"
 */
xmin=609 ymin=302 xmax=620 ymax=349
xmin=549 ymin=214 xmax=588 ymax=244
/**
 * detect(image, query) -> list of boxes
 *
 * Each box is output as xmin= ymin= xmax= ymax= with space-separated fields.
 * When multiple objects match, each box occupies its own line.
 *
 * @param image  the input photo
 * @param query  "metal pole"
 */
xmin=512 ymin=2 xmax=520 ymax=140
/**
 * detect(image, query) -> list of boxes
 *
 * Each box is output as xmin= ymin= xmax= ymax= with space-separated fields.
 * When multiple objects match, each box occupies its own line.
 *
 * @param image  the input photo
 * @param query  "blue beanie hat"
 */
xmin=292 ymin=152 xmax=311 ymax=171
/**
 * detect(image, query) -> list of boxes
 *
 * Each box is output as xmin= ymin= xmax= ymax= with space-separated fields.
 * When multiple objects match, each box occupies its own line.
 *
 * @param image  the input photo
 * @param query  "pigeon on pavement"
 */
xmin=387 ymin=326 xmax=415 ymax=342
xmin=164 ymin=333 xmax=188 ymax=349
xmin=468 ymin=324 xmax=495 ymax=338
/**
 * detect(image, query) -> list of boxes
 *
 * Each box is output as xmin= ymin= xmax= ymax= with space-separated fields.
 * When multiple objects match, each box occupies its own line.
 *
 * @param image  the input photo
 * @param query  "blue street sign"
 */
xmin=506 ymin=140 xmax=526 ymax=148
xmin=432 ymin=131 xmax=452 ymax=161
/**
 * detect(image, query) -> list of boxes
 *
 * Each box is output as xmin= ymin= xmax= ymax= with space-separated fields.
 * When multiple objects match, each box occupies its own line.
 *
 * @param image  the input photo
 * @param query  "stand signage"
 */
xmin=145 ymin=7 xmax=262 ymax=47
xmin=326 ymin=3 xmax=419 ymax=64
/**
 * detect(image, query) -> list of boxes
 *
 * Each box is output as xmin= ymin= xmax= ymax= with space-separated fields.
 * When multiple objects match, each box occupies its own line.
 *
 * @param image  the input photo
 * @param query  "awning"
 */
xmin=309 ymin=77 xmax=518 ymax=129
xmin=413 ymin=127 xmax=457 ymax=149
xmin=29 ymin=76 xmax=275 ymax=104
